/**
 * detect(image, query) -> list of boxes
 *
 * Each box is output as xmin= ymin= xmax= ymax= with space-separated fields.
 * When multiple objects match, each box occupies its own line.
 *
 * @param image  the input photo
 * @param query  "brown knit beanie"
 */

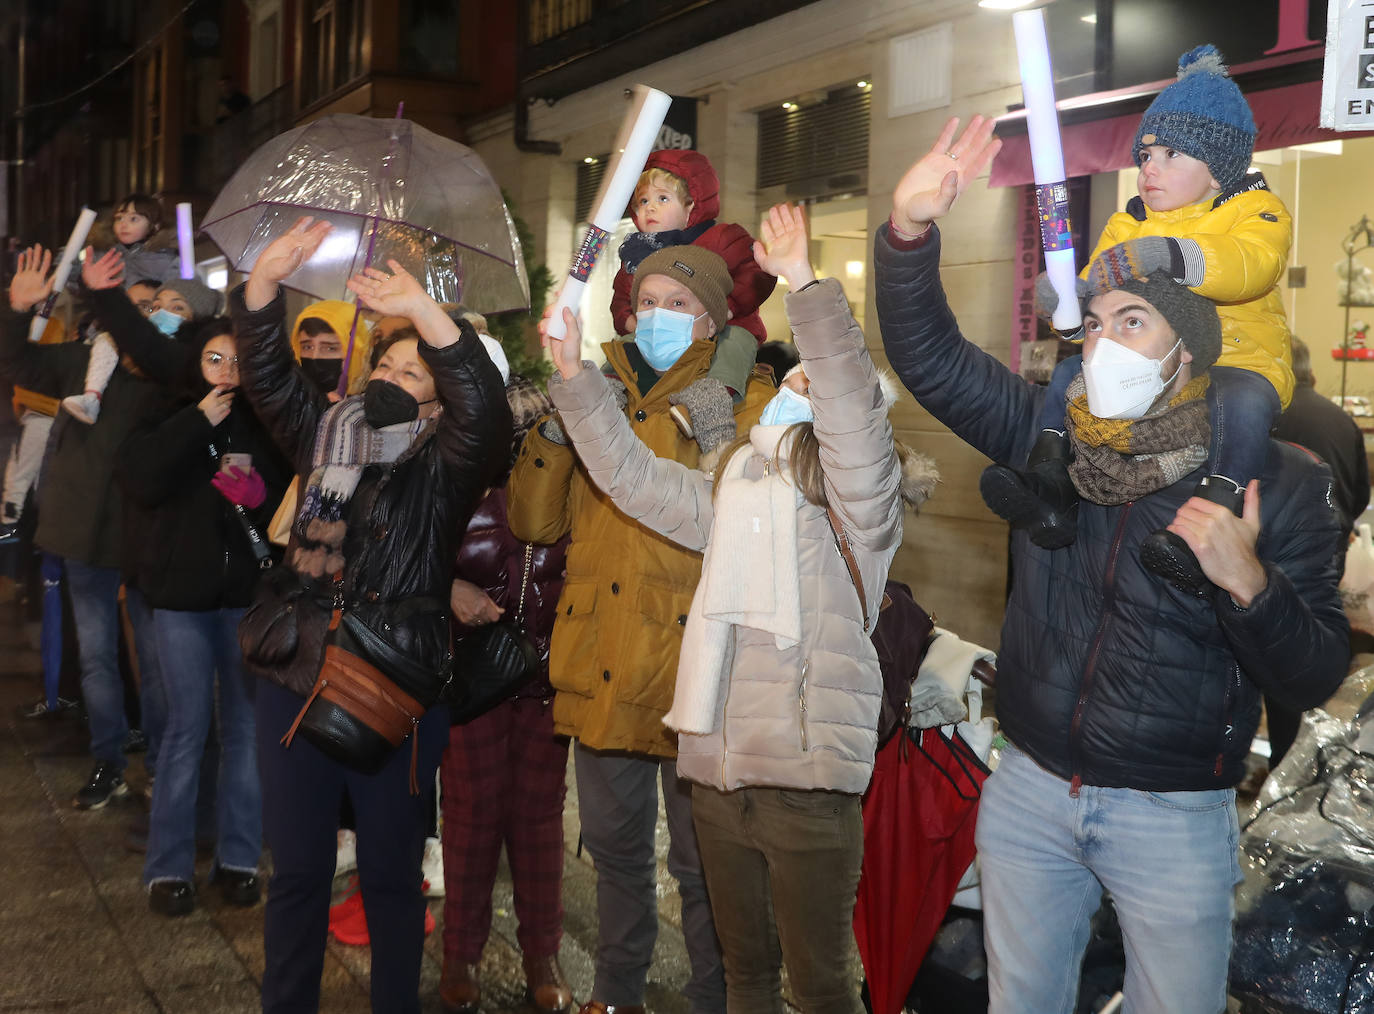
xmin=630 ymin=246 xmax=732 ymax=332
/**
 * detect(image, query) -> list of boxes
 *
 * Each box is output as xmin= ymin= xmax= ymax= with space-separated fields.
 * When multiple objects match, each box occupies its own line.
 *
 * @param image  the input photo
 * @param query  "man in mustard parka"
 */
xmin=508 ymin=246 xmax=772 ymax=1014
xmin=982 ymin=44 xmax=1296 ymax=597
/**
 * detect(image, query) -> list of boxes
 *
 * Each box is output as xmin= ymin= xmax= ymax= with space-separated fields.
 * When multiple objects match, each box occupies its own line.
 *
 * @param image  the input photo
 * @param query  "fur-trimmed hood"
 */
xmin=87 ymin=217 xmax=177 ymax=253
xmin=895 ymin=441 xmax=939 ymax=513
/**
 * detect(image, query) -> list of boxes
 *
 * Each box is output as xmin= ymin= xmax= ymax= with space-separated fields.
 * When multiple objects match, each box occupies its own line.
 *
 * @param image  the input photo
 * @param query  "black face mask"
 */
xmin=362 ymin=379 xmax=421 ymax=428
xmin=299 ymin=357 xmax=344 ymax=395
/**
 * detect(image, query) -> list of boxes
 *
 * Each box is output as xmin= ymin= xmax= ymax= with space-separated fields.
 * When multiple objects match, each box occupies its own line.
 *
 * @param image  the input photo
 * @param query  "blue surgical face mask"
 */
xmin=759 ymin=385 xmax=814 ymax=427
xmin=634 ymin=307 xmax=705 ymax=372
xmin=148 ymin=308 xmax=186 ymax=337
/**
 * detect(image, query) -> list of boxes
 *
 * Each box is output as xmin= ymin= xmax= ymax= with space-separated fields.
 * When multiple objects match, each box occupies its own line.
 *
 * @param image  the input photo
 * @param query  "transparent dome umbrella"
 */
xmin=201 ymin=112 xmax=529 ymax=314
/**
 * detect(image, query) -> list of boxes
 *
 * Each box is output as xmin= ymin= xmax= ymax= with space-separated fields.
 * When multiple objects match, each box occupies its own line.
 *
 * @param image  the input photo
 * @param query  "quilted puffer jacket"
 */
xmin=875 ymin=224 xmax=1347 ymax=792
xmin=453 ymin=485 xmax=569 ymax=700
xmin=551 ymin=278 xmax=903 ymax=793
xmin=1087 ymin=173 xmax=1293 ymax=407
xmin=229 ymin=283 xmax=511 ymax=699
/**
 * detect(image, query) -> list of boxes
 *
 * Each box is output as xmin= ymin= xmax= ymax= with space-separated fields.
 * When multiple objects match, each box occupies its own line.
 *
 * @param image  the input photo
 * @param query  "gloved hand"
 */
xmin=538 ymin=414 xmax=570 ymax=446
xmin=212 ymin=466 xmax=267 ymax=509
xmin=1033 ymin=272 xmax=1090 ymax=320
xmin=907 ymin=678 xmax=968 ymax=730
xmin=1085 ymin=236 xmax=1182 ymax=293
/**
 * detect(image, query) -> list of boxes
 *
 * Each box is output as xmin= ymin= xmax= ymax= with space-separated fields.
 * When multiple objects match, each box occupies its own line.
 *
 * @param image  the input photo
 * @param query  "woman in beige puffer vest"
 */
xmin=545 ymin=203 xmax=935 ymax=1014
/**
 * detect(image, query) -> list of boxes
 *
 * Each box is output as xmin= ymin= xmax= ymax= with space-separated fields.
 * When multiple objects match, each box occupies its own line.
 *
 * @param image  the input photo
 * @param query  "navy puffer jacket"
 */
xmin=874 ymin=225 xmax=1349 ymax=792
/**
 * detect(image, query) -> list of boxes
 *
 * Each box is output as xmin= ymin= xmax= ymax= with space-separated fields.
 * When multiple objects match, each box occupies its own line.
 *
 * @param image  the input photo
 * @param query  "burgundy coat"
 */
xmin=454 ymin=485 xmax=569 ymax=701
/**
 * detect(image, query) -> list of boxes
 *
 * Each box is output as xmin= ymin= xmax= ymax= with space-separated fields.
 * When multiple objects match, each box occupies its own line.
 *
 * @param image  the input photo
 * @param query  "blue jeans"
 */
xmin=144 ymin=607 xmax=259 ymax=885
xmin=975 ymin=744 xmax=1240 ymax=1014
xmin=257 ymin=678 xmax=449 ymax=1014
xmin=1038 ymin=358 xmax=1280 ymax=491
xmin=64 ymin=560 xmax=127 ymax=769
xmin=124 ymin=587 xmax=166 ymax=777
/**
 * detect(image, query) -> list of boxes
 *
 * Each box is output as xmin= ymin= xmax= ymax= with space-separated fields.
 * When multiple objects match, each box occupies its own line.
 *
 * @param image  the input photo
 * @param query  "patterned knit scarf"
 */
xmin=290 ymin=396 xmax=436 ymax=579
xmin=1064 ymin=373 xmax=1211 ymax=506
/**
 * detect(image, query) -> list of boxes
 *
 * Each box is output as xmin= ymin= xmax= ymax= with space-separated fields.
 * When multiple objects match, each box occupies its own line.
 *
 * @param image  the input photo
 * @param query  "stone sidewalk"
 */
xmin=0 ymin=601 xmax=699 ymax=1013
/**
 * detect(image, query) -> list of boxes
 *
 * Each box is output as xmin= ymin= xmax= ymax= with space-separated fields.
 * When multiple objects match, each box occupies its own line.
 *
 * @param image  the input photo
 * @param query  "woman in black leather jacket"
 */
xmin=228 ymin=218 xmax=511 ymax=1014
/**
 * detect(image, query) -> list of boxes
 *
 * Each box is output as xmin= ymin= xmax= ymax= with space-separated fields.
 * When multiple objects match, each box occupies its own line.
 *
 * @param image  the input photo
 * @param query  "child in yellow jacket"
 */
xmin=983 ymin=45 xmax=1295 ymax=594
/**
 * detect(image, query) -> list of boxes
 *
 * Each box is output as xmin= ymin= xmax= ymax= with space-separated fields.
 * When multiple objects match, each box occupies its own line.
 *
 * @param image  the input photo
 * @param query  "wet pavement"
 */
xmin=0 ymin=592 xmax=703 ymax=1013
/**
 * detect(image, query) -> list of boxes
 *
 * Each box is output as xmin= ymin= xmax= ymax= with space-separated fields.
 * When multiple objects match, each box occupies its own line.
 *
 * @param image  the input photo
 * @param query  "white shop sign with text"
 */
xmin=1322 ymin=0 xmax=1374 ymax=130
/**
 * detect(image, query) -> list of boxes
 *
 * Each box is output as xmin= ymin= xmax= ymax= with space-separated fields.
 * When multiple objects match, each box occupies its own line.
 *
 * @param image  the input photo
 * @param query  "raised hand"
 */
xmin=9 ymin=245 xmax=55 ymax=312
xmin=245 ymin=217 xmax=333 ymax=310
xmin=753 ymin=203 xmax=815 ymax=290
xmin=547 ymin=308 xmax=584 ymax=380
xmin=891 ymin=115 xmax=1002 ymax=236
xmin=81 ymin=247 xmax=125 ymax=291
xmin=346 ymin=259 xmax=431 ymax=319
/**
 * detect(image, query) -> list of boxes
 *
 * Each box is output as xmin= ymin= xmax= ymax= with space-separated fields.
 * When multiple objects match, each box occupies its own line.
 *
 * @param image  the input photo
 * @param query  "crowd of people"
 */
xmin=0 ymin=41 xmax=1358 ymax=1014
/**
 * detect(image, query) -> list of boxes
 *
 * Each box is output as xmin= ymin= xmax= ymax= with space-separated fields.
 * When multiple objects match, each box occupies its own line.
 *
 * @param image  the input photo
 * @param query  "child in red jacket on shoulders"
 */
xmin=611 ymin=149 xmax=777 ymax=461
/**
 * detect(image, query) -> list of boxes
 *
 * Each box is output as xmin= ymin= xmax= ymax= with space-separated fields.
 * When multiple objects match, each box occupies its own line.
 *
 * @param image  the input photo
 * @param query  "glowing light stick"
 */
xmin=1012 ymin=9 xmax=1081 ymax=334
xmin=28 ymin=207 xmax=98 ymax=342
xmin=546 ymin=85 xmax=672 ymax=341
xmin=176 ymin=202 xmax=196 ymax=280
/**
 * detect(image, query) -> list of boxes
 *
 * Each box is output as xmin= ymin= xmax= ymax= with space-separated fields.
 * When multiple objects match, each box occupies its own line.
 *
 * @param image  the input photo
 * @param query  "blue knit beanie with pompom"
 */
xmin=1132 ymin=45 xmax=1256 ymax=194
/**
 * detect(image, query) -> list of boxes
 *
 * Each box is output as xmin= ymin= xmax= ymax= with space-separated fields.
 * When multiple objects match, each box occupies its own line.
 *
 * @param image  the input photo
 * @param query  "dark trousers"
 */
xmin=257 ymin=679 xmax=449 ymax=1014
xmin=440 ymin=695 xmax=569 ymax=964
xmin=691 ymin=784 xmax=865 ymax=1014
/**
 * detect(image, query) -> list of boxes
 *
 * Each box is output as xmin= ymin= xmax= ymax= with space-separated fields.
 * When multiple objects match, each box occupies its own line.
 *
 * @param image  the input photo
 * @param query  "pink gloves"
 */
xmin=212 ymin=467 xmax=266 ymax=509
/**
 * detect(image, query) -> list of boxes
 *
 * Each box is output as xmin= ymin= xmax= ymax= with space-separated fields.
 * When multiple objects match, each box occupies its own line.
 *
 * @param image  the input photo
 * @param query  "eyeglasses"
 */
xmin=202 ymin=351 xmax=239 ymax=368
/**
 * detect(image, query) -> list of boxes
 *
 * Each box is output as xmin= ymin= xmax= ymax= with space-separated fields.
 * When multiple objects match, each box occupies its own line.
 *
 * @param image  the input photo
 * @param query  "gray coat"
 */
xmin=551 ymin=278 xmax=902 ymax=794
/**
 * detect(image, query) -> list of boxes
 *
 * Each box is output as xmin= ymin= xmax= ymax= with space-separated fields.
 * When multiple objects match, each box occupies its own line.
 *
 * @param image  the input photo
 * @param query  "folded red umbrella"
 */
xmin=855 ymin=727 xmax=989 ymax=1014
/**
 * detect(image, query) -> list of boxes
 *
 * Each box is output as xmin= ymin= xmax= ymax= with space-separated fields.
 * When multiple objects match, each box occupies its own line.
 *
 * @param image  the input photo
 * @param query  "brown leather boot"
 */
xmin=577 ymin=1003 xmax=643 ymax=1014
xmin=524 ymin=954 xmax=573 ymax=1014
xmin=439 ymin=960 xmax=480 ymax=1014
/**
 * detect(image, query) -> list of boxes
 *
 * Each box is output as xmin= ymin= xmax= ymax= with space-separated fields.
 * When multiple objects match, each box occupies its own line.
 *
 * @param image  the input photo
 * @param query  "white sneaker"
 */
xmin=422 ymin=837 xmax=444 ymax=897
xmin=335 ymin=829 xmax=357 ymax=876
xmin=61 ymin=392 xmax=102 ymax=425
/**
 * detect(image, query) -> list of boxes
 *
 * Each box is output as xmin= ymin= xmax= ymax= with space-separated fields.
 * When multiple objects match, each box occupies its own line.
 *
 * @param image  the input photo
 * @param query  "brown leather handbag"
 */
xmin=280 ymin=601 xmax=441 ymax=792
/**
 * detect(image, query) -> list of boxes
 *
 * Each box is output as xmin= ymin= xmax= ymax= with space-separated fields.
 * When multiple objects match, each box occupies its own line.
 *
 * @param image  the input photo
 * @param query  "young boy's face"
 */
xmin=633 ymin=181 xmax=692 ymax=233
xmin=1136 ymin=146 xmax=1222 ymax=213
xmin=113 ymin=204 xmax=155 ymax=246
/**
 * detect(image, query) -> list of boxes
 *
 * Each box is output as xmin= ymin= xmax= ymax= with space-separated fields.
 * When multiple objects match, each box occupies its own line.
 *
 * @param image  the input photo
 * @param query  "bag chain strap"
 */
xmin=515 ymin=543 xmax=534 ymax=629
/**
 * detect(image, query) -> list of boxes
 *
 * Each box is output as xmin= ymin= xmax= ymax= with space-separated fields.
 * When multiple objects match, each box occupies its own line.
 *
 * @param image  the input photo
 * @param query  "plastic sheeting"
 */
xmin=1230 ymin=664 xmax=1374 ymax=1013
xmin=202 ymin=114 xmax=528 ymax=313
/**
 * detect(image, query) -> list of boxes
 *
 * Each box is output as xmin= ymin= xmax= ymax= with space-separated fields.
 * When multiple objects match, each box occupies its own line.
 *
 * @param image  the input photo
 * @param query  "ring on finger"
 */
xmin=946 ymin=151 xmax=959 ymax=160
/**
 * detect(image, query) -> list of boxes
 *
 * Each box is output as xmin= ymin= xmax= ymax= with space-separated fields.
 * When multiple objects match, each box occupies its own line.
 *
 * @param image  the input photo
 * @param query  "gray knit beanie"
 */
xmin=1087 ymin=269 xmax=1222 ymax=371
xmin=156 ymin=278 xmax=221 ymax=321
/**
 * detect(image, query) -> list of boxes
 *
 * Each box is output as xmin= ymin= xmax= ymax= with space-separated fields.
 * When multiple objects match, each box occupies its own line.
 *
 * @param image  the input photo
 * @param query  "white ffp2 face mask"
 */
xmin=1081 ymin=335 xmax=1183 ymax=420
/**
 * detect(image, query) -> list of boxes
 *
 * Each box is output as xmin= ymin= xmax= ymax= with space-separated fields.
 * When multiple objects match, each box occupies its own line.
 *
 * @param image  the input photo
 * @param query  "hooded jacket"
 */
xmin=1087 ymin=175 xmax=1293 ymax=408
xmin=291 ymin=300 xmax=374 ymax=396
xmin=550 ymin=279 xmax=907 ymax=792
xmin=876 ymin=224 xmax=1348 ymax=792
xmin=611 ymin=149 xmax=777 ymax=343
xmin=507 ymin=335 xmax=775 ymax=757
xmin=229 ymin=284 xmax=511 ymax=699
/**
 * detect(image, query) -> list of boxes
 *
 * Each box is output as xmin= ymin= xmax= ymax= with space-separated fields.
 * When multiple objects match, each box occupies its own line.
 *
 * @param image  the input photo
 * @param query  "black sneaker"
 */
xmin=148 ymin=879 xmax=196 ymax=917
xmin=73 ymin=764 xmax=129 ymax=810
xmin=14 ymin=696 xmax=80 ymax=720
xmin=123 ymin=728 xmax=148 ymax=754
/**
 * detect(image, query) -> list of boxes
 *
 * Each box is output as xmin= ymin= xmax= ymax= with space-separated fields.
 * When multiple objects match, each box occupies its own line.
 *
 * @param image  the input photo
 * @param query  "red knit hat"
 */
xmin=643 ymin=150 xmax=720 ymax=226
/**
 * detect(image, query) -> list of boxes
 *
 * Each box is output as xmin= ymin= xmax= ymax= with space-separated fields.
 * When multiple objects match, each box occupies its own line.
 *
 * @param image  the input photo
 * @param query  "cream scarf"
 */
xmin=664 ymin=423 xmax=804 ymax=735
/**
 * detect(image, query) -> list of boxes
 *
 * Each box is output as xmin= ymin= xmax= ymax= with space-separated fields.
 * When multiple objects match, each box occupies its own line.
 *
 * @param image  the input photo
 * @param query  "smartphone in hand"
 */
xmin=220 ymin=452 xmax=252 ymax=475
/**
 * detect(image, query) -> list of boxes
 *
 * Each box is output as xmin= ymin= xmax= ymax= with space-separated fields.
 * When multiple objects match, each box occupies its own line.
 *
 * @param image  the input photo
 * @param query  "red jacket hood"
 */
xmin=644 ymin=149 xmax=720 ymax=226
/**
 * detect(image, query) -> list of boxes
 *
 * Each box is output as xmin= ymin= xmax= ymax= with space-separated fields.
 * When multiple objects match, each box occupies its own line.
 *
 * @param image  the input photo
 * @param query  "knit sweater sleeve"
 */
xmin=549 ymin=367 xmax=714 ymax=552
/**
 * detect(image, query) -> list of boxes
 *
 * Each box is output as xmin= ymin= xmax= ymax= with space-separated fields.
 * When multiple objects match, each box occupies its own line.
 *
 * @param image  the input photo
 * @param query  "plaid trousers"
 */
xmin=440 ymin=695 xmax=570 ymax=963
